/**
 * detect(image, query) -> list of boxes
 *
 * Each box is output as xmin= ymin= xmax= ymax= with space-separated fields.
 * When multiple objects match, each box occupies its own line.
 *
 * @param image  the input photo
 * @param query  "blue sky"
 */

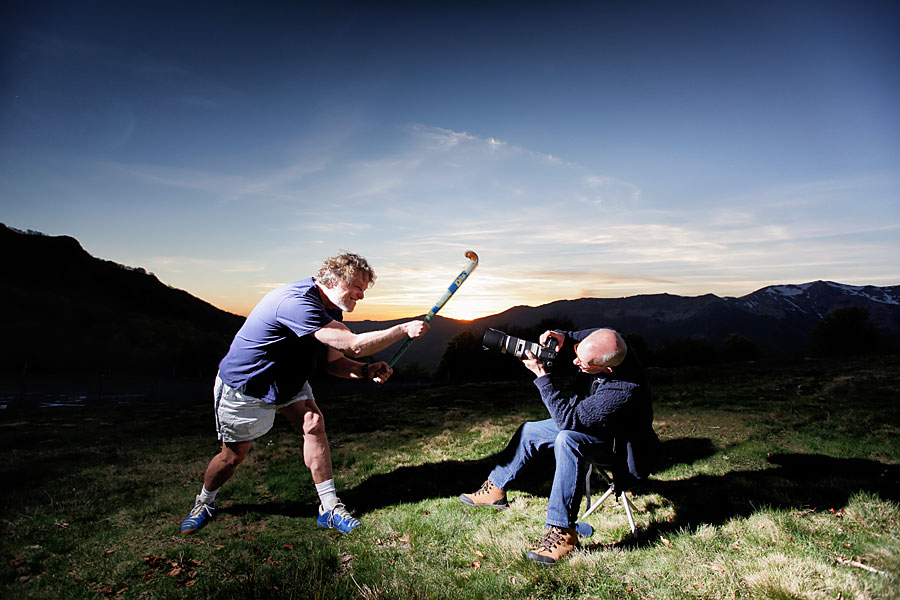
xmin=3 ymin=0 xmax=898 ymax=320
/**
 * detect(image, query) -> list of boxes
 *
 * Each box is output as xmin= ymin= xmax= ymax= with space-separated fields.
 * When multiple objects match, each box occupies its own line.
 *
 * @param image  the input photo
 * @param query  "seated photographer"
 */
xmin=459 ymin=328 xmax=659 ymax=565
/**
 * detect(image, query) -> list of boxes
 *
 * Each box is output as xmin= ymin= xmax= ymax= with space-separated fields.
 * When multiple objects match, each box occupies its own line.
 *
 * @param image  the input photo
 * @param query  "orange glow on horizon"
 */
xmin=347 ymin=304 xmax=486 ymax=322
xmin=215 ymin=301 xmax=494 ymax=323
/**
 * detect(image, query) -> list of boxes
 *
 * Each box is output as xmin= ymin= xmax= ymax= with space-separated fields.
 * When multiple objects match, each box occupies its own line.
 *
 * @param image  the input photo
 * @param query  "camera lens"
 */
xmin=482 ymin=328 xmax=557 ymax=365
xmin=482 ymin=328 xmax=506 ymax=352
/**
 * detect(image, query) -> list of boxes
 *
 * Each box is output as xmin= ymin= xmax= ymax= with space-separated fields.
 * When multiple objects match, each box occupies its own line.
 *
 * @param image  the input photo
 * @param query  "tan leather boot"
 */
xmin=458 ymin=479 xmax=508 ymax=509
xmin=526 ymin=525 xmax=579 ymax=565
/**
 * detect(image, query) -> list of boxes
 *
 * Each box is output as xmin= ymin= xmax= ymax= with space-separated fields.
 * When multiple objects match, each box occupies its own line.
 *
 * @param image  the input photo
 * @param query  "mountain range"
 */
xmin=2 ymin=223 xmax=897 ymax=375
xmin=353 ymin=280 xmax=900 ymax=370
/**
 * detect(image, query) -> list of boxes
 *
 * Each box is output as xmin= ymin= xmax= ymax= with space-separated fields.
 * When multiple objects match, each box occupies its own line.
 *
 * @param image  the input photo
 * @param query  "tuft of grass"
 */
xmin=2 ymin=355 xmax=899 ymax=599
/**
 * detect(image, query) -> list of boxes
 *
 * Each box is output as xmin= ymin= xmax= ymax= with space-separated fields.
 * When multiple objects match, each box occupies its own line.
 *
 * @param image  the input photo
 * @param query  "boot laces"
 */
xmin=474 ymin=480 xmax=495 ymax=497
xmin=538 ymin=526 xmax=567 ymax=551
xmin=536 ymin=525 xmax=567 ymax=552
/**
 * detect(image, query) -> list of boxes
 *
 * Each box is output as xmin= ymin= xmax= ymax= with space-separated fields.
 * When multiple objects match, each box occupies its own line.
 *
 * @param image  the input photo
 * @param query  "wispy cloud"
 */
xmin=72 ymin=126 xmax=900 ymax=319
xmin=107 ymin=162 xmax=250 ymax=195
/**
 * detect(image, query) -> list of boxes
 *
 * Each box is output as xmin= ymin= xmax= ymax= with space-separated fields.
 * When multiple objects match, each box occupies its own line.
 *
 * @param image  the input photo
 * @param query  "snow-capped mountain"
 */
xmin=732 ymin=281 xmax=900 ymax=319
xmin=349 ymin=280 xmax=900 ymax=368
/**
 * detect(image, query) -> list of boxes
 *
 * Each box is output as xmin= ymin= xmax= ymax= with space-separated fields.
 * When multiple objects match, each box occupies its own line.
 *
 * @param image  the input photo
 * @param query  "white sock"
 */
xmin=198 ymin=485 xmax=218 ymax=505
xmin=315 ymin=479 xmax=339 ymax=512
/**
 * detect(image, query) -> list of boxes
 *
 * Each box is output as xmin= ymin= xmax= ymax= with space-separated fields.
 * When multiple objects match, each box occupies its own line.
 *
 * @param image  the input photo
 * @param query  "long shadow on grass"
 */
xmin=222 ymin=437 xmax=716 ymax=519
xmin=222 ymin=440 xmax=900 ymax=544
xmin=223 ymin=453 xmax=512 ymax=520
xmin=644 ymin=453 xmax=900 ymax=527
xmin=342 ymin=437 xmax=719 ymax=514
xmin=590 ymin=452 xmax=900 ymax=552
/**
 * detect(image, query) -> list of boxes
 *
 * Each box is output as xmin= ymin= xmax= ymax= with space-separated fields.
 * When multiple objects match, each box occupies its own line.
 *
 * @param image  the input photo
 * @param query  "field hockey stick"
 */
xmin=386 ymin=250 xmax=479 ymax=368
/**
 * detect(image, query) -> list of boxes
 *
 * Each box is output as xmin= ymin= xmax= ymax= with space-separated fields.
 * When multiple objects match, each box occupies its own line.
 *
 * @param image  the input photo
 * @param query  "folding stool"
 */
xmin=580 ymin=461 xmax=638 ymax=535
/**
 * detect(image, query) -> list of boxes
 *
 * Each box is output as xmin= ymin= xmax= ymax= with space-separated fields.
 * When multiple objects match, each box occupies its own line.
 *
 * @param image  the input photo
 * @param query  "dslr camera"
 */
xmin=482 ymin=328 xmax=558 ymax=365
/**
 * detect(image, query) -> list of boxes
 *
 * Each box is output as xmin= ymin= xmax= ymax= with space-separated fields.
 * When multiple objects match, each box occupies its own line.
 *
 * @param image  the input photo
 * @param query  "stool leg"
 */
xmin=584 ymin=464 xmax=593 ymax=511
xmin=621 ymin=492 xmax=637 ymax=534
xmin=581 ymin=485 xmax=614 ymax=519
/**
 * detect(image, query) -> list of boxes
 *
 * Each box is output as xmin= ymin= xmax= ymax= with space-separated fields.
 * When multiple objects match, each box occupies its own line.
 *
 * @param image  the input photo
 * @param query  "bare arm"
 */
xmin=326 ymin=347 xmax=394 ymax=384
xmin=313 ymin=319 xmax=429 ymax=358
xmin=325 ymin=347 xmax=367 ymax=379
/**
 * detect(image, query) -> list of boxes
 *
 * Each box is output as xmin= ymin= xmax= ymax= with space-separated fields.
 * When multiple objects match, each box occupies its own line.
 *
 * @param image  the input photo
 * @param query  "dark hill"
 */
xmin=0 ymin=224 xmax=244 ymax=376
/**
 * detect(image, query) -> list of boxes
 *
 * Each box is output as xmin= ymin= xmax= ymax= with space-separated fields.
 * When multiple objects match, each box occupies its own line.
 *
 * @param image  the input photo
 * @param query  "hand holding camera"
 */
xmin=539 ymin=330 xmax=565 ymax=353
xmin=482 ymin=328 xmax=560 ymax=377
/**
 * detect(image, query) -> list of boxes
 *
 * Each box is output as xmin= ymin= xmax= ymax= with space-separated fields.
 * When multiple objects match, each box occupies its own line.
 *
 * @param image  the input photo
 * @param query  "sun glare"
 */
xmin=429 ymin=297 xmax=508 ymax=322
xmin=348 ymin=296 xmax=508 ymax=322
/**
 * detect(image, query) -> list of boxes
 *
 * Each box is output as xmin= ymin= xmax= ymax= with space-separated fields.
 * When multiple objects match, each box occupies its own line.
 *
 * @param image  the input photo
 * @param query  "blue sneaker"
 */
xmin=317 ymin=503 xmax=360 ymax=534
xmin=180 ymin=495 xmax=216 ymax=535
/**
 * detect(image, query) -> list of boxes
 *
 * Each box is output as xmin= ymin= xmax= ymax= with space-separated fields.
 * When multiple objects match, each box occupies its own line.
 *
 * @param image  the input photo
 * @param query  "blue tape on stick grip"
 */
xmin=450 ymin=270 xmax=469 ymax=290
xmin=386 ymin=251 xmax=479 ymax=369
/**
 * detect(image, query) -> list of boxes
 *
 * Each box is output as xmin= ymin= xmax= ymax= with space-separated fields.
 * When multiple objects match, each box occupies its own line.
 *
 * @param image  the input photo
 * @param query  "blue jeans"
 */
xmin=488 ymin=419 xmax=612 ymax=528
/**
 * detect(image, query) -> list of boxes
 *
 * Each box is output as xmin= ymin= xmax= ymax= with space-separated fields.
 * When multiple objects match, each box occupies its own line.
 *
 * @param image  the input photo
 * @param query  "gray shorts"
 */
xmin=213 ymin=375 xmax=315 ymax=443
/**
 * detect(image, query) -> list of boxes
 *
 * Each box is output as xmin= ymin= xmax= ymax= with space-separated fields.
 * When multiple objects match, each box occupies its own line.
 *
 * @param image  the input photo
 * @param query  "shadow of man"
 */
xmin=337 ymin=436 xmax=718 ymax=515
xmin=222 ymin=436 xmax=718 ymax=518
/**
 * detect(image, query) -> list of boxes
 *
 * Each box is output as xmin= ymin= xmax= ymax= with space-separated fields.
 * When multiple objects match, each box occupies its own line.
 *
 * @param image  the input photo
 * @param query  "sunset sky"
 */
xmin=3 ymin=1 xmax=898 ymax=321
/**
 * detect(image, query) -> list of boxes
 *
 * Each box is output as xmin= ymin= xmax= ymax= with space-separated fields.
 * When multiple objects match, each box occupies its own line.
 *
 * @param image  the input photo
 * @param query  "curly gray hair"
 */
xmin=315 ymin=252 xmax=376 ymax=288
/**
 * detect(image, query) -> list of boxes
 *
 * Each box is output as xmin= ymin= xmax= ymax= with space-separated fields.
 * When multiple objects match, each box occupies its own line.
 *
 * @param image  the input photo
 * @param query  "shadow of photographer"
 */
xmin=646 ymin=452 xmax=899 ymax=525
xmin=587 ymin=451 xmax=900 ymax=552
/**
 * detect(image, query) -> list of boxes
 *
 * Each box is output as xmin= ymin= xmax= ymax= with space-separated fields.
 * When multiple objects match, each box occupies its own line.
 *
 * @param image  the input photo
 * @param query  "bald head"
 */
xmin=575 ymin=329 xmax=627 ymax=372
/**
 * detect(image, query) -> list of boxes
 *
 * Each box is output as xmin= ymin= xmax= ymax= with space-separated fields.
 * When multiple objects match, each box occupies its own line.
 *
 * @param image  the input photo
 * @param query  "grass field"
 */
xmin=2 ymin=355 xmax=899 ymax=599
